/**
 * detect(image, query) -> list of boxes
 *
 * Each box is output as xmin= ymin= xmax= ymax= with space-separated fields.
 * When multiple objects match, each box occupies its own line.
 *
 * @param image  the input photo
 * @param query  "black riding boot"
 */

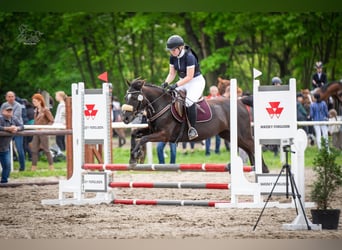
xmin=187 ymin=104 xmax=198 ymax=140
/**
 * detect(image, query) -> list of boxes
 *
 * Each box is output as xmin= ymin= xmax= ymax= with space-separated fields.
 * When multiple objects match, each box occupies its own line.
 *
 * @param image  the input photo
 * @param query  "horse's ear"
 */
xmin=125 ymin=79 xmax=131 ymax=87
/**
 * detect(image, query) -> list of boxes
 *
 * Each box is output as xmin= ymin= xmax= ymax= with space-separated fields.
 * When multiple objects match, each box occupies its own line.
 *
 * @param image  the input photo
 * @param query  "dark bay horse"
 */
xmin=312 ymin=81 xmax=342 ymax=102
xmin=121 ymin=79 xmax=269 ymax=173
xmin=312 ymin=81 xmax=342 ymax=114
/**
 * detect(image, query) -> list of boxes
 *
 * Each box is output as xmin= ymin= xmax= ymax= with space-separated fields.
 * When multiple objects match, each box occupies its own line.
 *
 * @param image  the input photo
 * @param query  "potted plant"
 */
xmin=310 ymin=137 xmax=342 ymax=229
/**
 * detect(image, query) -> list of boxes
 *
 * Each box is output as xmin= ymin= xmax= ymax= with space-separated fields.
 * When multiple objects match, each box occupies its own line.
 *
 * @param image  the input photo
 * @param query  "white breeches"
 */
xmin=176 ymin=75 xmax=205 ymax=107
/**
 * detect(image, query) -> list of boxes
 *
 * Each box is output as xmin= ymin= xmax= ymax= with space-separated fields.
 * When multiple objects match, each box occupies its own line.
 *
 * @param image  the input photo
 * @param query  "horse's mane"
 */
xmin=144 ymin=82 xmax=164 ymax=90
xmin=130 ymin=78 xmax=164 ymax=91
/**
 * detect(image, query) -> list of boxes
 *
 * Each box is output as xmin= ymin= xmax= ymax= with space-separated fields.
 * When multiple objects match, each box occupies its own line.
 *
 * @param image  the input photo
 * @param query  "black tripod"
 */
xmin=253 ymin=145 xmax=311 ymax=231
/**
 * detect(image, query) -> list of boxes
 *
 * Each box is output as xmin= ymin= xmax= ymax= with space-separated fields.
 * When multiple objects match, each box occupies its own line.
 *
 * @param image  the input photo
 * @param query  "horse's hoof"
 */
xmin=262 ymin=167 xmax=270 ymax=173
xmin=129 ymin=162 xmax=137 ymax=168
xmin=226 ymin=163 xmax=231 ymax=173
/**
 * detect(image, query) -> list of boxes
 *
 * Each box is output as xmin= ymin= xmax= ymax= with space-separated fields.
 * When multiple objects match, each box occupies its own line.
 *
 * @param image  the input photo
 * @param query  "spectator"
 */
xmin=268 ymin=77 xmax=283 ymax=156
xmin=301 ymin=89 xmax=315 ymax=145
xmin=31 ymin=93 xmax=55 ymax=171
xmin=0 ymin=91 xmax=26 ymax=171
xmin=205 ymin=86 xmax=221 ymax=156
xmin=22 ymin=99 xmax=35 ymax=160
xmin=328 ymin=109 xmax=342 ymax=150
xmin=271 ymin=76 xmax=282 ymax=86
xmin=296 ymin=92 xmax=308 ymax=134
xmin=181 ymin=142 xmax=195 ymax=155
xmin=112 ymin=96 xmax=122 ymax=122
xmin=54 ymin=91 xmax=67 ymax=151
xmin=0 ymin=103 xmax=24 ymax=183
xmin=312 ymin=61 xmax=327 ymax=90
xmin=310 ymin=93 xmax=329 ymax=150
xmin=157 ymin=142 xmax=177 ymax=164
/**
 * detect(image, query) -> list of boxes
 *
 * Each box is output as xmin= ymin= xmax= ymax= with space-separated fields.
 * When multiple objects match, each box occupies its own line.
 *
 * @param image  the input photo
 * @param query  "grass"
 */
xmin=8 ymin=141 xmax=342 ymax=180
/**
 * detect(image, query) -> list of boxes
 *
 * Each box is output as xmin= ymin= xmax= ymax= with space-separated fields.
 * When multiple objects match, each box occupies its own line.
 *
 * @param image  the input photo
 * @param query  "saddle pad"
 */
xmin=171 ymin=99 xmax=212 ymax=123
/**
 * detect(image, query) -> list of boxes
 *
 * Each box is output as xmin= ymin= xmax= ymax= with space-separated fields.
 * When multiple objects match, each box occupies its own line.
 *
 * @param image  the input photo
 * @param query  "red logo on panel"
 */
xmin=266 ymin=102 xmax=283 ymax=118
xmin=84 ymin=104 xmax=98 ymax=120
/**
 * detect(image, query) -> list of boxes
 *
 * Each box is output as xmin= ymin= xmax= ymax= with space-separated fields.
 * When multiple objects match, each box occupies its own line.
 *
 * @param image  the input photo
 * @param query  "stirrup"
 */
xmin=188 ymin=127 xmax=198 ymax=140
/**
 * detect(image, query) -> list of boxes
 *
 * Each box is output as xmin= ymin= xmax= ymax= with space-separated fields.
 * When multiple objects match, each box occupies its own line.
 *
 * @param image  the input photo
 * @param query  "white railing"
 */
xmin=10 ymin=122 xmax=151 ymax=171
xmin=9 ymin=120 xmax=342 ymax=172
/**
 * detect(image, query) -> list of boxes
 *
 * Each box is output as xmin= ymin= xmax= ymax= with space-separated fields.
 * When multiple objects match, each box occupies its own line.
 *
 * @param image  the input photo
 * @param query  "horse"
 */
xmin=217 ymin=76 xmax=230 ymax=96
xmin=312 ymin=81 xmax=342 ymax=114
xmin=312 ymin=81 xmax=342 ymax=102
xmin=121 ymin=78 xmax=270 ymax=173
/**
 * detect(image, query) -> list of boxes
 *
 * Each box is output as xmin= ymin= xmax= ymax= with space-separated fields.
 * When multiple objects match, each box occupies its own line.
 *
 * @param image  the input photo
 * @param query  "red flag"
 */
xmin=98 ymin=72 xmax=108 ymax=82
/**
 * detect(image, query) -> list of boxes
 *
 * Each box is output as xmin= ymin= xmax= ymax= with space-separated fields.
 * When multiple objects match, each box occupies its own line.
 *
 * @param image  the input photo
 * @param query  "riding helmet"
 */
xmin=166 ymin=35 xmax=184 ymax=50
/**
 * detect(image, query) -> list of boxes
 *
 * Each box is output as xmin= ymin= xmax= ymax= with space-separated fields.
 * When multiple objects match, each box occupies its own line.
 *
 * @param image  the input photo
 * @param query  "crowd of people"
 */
xmin=0 ymin=90 xmax=68 ymax=182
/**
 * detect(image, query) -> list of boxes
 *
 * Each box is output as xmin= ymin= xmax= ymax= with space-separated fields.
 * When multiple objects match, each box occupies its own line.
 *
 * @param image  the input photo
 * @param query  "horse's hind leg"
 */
xmin=238 ymin=138 xmax=269 ymax=173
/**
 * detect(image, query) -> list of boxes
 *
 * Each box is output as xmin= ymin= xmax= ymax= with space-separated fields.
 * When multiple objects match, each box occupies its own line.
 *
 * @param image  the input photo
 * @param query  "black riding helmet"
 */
xmin=166 ymin=35 xmax=184 ymax=50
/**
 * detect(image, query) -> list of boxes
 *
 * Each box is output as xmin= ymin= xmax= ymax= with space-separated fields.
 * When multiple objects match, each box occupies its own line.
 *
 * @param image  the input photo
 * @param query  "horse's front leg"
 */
xmin=130 ymin=130 xmax=169 ymax=166
xmin=129 ymin=127 xmax=150 ymax=166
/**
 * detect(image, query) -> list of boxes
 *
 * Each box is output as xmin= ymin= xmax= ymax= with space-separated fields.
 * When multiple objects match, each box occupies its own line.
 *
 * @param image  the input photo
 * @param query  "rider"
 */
xmin=162 ymin=35 xmax=205 ymax=140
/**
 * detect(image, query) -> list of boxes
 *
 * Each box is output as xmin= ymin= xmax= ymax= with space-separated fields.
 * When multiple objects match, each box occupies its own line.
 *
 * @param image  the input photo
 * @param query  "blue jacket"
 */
xmin=310 ymin=101 xmax=328 ymax=121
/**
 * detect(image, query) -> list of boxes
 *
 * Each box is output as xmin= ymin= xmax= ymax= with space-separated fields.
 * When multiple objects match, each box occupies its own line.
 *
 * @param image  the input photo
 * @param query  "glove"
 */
xmin=168 ymin=83 xmax=177 ymax=90
xmin=161 ymin=82 xmax=168 ymax=89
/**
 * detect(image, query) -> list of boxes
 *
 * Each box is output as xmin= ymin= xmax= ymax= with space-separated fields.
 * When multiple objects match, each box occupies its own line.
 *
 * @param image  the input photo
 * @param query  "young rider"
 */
xmin=162 ymin=35 xmax=205 ymax=140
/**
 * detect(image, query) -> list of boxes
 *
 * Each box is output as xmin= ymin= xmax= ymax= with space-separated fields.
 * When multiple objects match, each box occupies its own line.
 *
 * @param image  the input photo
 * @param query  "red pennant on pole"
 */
xmin=98 ymin=71 xmax=108 ymax=82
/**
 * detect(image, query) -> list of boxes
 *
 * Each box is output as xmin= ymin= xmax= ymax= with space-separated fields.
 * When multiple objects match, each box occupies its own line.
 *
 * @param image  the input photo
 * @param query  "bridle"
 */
xmin=122 ymin=87 xmax=173 ymax=123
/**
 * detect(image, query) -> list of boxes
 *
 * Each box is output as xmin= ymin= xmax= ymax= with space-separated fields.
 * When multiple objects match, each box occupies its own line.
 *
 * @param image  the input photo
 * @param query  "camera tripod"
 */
xmin=253 ymin=145 xmax=311 ymax=231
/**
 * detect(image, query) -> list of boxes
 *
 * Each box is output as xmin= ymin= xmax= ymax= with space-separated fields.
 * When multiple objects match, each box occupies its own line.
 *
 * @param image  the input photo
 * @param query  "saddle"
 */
xmin=170 ymin=90 xmax=212 ymax=123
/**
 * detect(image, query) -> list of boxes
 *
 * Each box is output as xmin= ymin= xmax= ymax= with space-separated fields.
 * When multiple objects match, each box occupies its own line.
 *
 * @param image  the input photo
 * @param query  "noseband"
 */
xmin=122 ymin=87 xmax=172 ymax=122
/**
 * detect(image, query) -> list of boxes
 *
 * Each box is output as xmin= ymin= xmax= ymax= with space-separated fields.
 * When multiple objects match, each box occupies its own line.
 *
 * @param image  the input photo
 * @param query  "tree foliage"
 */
xmin=1 ymin=12 xmax=341 ymax=104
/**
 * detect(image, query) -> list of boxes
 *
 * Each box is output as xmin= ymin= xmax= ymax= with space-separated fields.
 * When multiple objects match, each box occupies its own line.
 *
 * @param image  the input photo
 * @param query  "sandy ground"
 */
xmin=0 ymin=168 xmax=341 ymax=239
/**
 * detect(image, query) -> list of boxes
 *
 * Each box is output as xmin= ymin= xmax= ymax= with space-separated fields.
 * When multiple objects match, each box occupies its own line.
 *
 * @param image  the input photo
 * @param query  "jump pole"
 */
xmin=83 ymin=163 xmax=254 ymax=172
xmin=113 ymin=199 xmax=230 ymax=206
xmin=108 ymin=181 xmax=230 ymax=189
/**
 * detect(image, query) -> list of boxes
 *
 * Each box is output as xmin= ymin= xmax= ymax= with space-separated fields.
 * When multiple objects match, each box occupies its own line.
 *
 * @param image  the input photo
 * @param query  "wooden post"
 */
xmin=66 ymin=97 xmax=73 ymax=179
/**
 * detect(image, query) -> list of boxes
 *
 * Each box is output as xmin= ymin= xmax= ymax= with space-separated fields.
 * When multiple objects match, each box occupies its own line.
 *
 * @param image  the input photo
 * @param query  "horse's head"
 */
xmin=217 ymin=76 xmax=230 ymax=96
xmin=122 ymin=78 xmax=147 ymax=124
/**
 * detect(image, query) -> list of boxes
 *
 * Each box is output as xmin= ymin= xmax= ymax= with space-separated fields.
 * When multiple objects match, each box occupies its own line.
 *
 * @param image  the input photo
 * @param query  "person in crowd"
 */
xmin=0 ymin=103 xmax=24 ymax=183
xmin=162 ymin=35 xmax=205 ymax=140
xmin=22 ymin=99 xmax=35 ymax=160
xmin=271 ymin=76 xmax=282 ymax=86
xmin=0 ymin=91 xmax=26 ymax=171
xmin=312 ymin=61 xmax=327 ymax=90
xmin=31 ymin=93 xmax=55 ymax=171
xmin=112 ymin=96 xmax=122 ymax=122
xmin=328 ymin=109 xmax=342 ymax=150
xmin=296 ymin=92 xmax=308 ymax=134
xmin=181 ymin=142 xmax=195 ymax=155
xmin=157 ymin=142 xmax=177 ymax=164
xmin=54 ymin=91 xmax=67 ymax=151
xmin=310 ymin=93 xmax=329 ymax=150
xmin=301 ymin=89 xmax=315 ymax=145
xmin=205 ymin=86 xmax=221 ymax=156
xmin=268 ymin=77 xmax=283 ymax=156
